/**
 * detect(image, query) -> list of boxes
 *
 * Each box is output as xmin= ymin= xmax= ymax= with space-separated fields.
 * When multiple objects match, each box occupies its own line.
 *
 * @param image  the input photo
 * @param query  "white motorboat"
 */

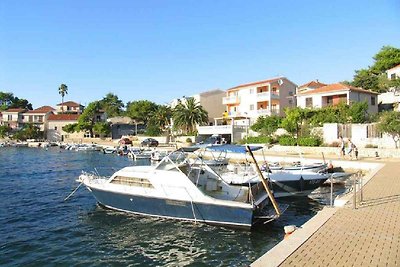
xmin=78 ymin=146 xmax=287 ymax=229
xmin=127 ymin=148 xmax=152 ymax=160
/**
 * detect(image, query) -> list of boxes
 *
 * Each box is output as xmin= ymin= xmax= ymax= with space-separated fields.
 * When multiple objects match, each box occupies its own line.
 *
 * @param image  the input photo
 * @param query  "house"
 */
xmin=46 ymin=114 xmax=81 ymax=142
xmin=170 ymin=89 xmax=226 ymax=124
xmin=387 ymin=64 xmax=400 ymax=80
xmin=107 ymin=116 xmax=140 ymax=139
xmin=22 ymin=106 xmax=55 ymax=132
xmin=56 ymin=101 xmax=84 ymax=114
xmin=296 ymin=83 xmax=379 ymax=114
xmin=379 ymin=64 xmax=400 ymax=112
xmin=0 ymin=108 xmax=26 ymax=129
xmin=222 ymin=76 xmax=297 ymax=119
xmin=297 ymin=80 xmax=327 ymax=93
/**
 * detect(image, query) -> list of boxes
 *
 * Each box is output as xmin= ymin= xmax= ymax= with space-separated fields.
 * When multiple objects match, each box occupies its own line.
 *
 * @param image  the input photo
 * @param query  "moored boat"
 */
xmin=78 ymin=146 xmax=287 ymax=229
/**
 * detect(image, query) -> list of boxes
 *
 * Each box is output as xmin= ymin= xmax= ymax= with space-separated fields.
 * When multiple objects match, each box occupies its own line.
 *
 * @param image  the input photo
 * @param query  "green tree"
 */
xmin=377 ymin=111 xmax=400 ymax=148
xmin=172 ymin=98 xmax=208 ymax=134
xmin=348 ymin=101 xmax=369 ymax=123
xmin=149 ymin=105 xmax=172 ymax=134
xmin=125 ymin=100 xmax=158 ymax=125
xmin=99 ymin=93 xmax=124 ymax=118
xmin=371 ymin=46 xmax=400 ymax=73
xmin=0 ymin=91 xmax=32 ymax=110
xmin=77 ymin=101 xmax=101 ymax=137
xmin=0 ymin=125 xmax=11 ymax=137
xmin=12 ymin=124 xmax=42 ymax=141
xmin=58 ymin=84 xmax=68 ymax=113
xmin=250 ymin=115 xmax=282 ymax=137
xmin=351 ymin=46 xmax=400 ymax=93
xmin=62 ymin=123 xmax=78 ymax=133
xmin=93 ymin=122 xmax=111 ymax=137
xmin=281 ymin=107 xmax=312 ymax=140
xmin=351 ymin=69 xmax=380 ymax=92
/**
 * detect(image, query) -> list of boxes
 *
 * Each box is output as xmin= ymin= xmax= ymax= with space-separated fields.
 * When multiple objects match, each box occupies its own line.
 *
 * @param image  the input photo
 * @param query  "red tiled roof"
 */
xmin=4 ymin=108 xmax=26 ymax=113
xmin=47 ymin=114 xmax=80 ymax=121
xmin=228 ymin=77 xmax=284 ymax=91
xmin=298 ymin=83 xmax=379 ymax=96
xmin=25 ymin=106 xmax=55 ymax=114
xmin=56 ymin=101 xmax=82 ymax=107
xmin=388 ymin=63 xmax=400 ymax=71
xmin=298 ymin=80 xmax=327 ymax=89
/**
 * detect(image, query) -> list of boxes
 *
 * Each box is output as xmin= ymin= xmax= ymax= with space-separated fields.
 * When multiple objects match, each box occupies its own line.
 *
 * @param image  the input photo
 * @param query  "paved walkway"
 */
xmin=253 ymin=161 xmax=400 ymax=267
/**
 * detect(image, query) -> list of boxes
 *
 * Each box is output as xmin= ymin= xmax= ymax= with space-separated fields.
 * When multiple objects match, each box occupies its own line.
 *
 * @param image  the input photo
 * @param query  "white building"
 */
xmin=222 ymin=76 xmax=297 ymax=119
xmin=297 ymin=83 xmax=379 ymax=114
xmin=387 ymin=64 xmax=400 ymax=80
xmin=379 ymin=64 xmax=400 ymax=111
xmin=22 ymin=106 xmax=55 ymax=132
xmin=56 ymin=101 xmax=84 ymax=114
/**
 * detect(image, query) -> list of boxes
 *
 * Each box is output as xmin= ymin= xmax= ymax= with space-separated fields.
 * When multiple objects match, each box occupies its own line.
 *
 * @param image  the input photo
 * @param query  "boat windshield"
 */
xmin=155 ymin=150 xmax=188 ymax=171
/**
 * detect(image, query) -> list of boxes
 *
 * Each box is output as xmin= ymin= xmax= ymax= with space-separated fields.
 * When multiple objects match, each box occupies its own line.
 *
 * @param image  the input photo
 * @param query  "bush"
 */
xmin=278 ymin=135 xmax=321 ymax=146
xmin=186 ymin=137 xmax=193 ymax=143
xmin=278 ymin=135 xmax=297 ymax=146
xmin=298 ymin=136 xmax=322 ymax=147
xmin=365 ymin=144 xmax=378 ymax=148
xmin=240 ymin=136 xmax=276 ymax=144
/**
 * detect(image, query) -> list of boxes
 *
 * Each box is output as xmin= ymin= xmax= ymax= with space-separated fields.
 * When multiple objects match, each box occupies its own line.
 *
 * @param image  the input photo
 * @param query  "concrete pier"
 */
xmin=252 ymin=160 xmax=400 ymax=266
xmin=251 ymin=161 xmax=400 ymax=266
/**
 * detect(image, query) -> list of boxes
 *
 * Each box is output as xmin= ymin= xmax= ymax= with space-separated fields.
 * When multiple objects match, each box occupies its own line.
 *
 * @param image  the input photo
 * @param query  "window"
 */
xmin=8 ymin=115 xmax=12 ymax=121
xmin=111 ymin=176 xmax=154 ymax=188
xmin=272 ymin=87 xmax=277 ymax=93
xmin=289 ymin=91 xmax=293 ymax=96
xmin=54 ymin=126 xmax=58 ymax=130
xmin=288 ymin=99 xmax=293 ymax=105
xmin=391 ymin=73 xmax=396 ymax=80
xmin=249 ymin=89 xmax=254 ymax=94
xmin=249 ymin=104 xmax=254 ymax=111
xmin=371 ymin=96 xmax=376 ymax=106
xmin=305 ymin=97 xmax=313 ymax=108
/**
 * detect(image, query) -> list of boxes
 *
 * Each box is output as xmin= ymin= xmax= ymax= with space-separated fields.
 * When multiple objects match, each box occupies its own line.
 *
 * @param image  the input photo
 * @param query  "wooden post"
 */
xmin=246 ymin=145 xmax=281 ymax=216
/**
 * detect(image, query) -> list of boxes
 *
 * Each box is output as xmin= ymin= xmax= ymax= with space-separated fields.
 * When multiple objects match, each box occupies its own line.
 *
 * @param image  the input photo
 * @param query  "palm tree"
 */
xmin=150 ymin=105 xmax=172 ymax=131
xmin=58 ymin=84 xmax=68 ymax=113
xmin=172 ymin=97 xmax=208 ymax=134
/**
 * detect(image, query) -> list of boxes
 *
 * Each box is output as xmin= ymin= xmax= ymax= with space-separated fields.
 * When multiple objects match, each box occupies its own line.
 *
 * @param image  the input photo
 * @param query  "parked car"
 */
xmin=141 ymin=138 xmax=159 ymax=147
xmin=119 ymin=138 xmax=132 ymax=145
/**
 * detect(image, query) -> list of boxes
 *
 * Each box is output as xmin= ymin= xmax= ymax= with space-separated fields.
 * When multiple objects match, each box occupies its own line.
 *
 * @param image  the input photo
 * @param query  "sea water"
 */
xmin=0 ymin=147 xmax=333 ymax=266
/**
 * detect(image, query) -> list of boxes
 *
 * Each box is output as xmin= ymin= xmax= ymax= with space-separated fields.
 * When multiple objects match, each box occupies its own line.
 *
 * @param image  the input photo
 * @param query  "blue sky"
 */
xmin=0 ymin=0 xmax=399 ymax=109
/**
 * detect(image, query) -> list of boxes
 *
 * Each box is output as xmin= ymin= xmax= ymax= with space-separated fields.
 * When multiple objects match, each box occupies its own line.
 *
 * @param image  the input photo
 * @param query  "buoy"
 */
xmin=284 ymin=225 xmax=297 ymax=239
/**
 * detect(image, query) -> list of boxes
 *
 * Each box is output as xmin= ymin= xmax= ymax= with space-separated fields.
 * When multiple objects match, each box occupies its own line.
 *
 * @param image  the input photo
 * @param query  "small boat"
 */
xmin=76 ymin=144 xmax=101 ymax=152
xmin=127 ymin=148 xmax=152 ymax=160
xmin=199 ymin=145 xmax=330 ymax=198
xmin=267 ymin=161 xmax=328 ymax=173
xmin=103 ymin=147 xmax=117 ymax=154
xmin=78 ymin=145 xmax=287 ymax=229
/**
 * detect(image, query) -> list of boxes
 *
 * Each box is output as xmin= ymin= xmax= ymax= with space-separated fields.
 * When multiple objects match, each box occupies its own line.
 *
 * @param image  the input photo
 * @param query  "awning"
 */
xmin=200 ymin=144 xmax=263 ymax=154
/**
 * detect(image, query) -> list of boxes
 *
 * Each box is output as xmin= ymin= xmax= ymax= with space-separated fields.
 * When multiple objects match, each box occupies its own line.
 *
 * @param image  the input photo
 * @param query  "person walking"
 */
xmin=347 ymin=139 xmax=354 ymax=159
xmin=339 ymin=136 xmax=345 ymax=158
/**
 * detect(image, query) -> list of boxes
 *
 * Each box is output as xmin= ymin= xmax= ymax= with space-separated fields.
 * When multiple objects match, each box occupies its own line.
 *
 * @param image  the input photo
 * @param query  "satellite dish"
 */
xmin=278 ymin=79 xmax=283 ymax=85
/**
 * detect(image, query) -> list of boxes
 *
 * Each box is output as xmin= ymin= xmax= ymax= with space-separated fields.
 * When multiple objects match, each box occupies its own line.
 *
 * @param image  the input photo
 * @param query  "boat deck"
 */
xmin=252 ymin=161 xmax=400 ymax=267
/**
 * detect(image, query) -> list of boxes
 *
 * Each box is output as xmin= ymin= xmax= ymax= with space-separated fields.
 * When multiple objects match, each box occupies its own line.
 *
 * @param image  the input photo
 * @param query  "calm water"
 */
xmin=0 ymin=147 xmax=333 ymax=266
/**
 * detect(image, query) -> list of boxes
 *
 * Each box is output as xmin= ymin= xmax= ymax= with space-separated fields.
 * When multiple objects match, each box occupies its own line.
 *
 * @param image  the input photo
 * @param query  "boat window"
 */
xmin=110 ymin=176 xmax=154 ymax=188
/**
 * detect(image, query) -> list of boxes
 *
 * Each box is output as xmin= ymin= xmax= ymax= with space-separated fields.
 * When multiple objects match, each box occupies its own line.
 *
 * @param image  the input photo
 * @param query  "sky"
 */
xmin=0 ymin=0 xmax=399 ymax=109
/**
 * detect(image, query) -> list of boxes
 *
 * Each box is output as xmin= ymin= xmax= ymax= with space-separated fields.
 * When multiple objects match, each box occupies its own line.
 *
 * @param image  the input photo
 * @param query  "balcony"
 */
xmin=256 ymin=92 xmax=279 ymax=101
xmin=222 ymin=96 xmax=240 ymax=105
xmin=257 ymin=108 xmax=279 ymax=116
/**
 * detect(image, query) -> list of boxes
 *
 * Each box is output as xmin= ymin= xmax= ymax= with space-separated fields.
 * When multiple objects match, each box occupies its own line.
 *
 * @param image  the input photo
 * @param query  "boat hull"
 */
xmin=87 ymin=186 xmax=255 ymax=228
xmin=271 ymin=176 xmax=328 ymax=197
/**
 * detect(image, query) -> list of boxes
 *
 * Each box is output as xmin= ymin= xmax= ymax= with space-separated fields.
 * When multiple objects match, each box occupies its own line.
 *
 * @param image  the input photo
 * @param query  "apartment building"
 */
xmin=222 ymin=77 xmax=297 ymax=120
xmin=379 ymin=64 xmax=400 ymax=111
xmin=0 ymin=108 xmax=26 ymax=129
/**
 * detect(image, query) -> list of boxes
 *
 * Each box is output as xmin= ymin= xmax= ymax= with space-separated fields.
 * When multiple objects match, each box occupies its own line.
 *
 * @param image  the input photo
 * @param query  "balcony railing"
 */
xmin=256 ymin=92 xmax=279 ymax=100
xmin=257 ymin=109 xmax=279 ymax=115
xmin=222 ymin=96 xmax=240 ymax=105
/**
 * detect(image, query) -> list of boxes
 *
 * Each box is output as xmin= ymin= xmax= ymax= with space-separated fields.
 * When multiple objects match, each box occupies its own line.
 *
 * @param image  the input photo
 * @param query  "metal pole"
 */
xmin=353 ymin=175 xmax=357 ymax=209
xmin=330 ymin=175 xmax=334 ymax=207
xmin=359 ymin=172 xmax=363 ymax=204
